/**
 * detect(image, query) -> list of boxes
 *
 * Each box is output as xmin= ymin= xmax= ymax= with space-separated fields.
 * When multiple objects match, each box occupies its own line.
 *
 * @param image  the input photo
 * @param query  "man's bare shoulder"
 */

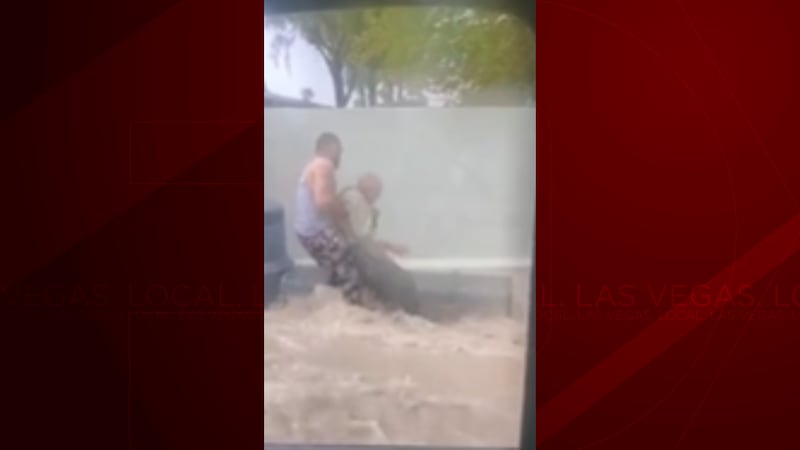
xmin=305 ymin=157 xmax=334 ymax=182
xmin=309 ymin=157 xmax=333 ymax=172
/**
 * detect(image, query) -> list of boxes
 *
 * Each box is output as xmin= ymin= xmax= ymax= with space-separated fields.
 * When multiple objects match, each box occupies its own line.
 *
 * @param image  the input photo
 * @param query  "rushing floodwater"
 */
xmin=264 ymin=285 xmax=528 ymax=446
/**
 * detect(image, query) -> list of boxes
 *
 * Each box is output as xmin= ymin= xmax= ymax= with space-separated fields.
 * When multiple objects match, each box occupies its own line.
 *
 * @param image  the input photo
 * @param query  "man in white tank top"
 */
xmin=294 ymin=132 xmax=365 ymax=305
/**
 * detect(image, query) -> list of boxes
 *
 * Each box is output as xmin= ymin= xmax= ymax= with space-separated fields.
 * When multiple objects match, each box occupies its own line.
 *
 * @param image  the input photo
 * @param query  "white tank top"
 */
xmin=294 ymin=158 xmax=333 ymax=237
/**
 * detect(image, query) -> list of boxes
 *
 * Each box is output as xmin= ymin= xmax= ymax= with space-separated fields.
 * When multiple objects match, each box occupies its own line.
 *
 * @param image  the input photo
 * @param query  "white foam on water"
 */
xmin=264 ymin=285 xmax=528 ymax=446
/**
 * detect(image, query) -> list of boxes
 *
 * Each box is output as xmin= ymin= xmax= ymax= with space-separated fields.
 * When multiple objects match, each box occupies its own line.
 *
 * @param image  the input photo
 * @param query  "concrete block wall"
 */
xmin=266 ymin=107 xmax=535 ymax=317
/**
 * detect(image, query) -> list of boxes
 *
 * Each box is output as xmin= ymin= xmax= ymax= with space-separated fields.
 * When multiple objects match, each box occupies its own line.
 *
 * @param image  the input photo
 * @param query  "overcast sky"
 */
xmin=264 ymin=26 xmax=337 ymax=106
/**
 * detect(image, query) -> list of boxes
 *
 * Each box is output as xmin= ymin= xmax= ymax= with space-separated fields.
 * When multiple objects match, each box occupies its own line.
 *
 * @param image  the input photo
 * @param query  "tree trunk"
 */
xmin=326 ymin=56 xmax=355 ymax=108
xmin=368 ymin=83 xmax=377 ymax=107
xmin=367 ymin=69 xmax=378 ymax=106
xmin=357 ymin=84 xmax=368 ymax=107
xmin=330 ymin=62 xmax=347 ymax=107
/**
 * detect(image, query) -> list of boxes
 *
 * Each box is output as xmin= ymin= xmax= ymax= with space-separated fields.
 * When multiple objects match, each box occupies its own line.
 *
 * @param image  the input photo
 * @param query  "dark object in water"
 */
xmin=265 ymin=200 xmax=294 ymax=307
xmin=351 ymin=240 xmax=420 ymax=315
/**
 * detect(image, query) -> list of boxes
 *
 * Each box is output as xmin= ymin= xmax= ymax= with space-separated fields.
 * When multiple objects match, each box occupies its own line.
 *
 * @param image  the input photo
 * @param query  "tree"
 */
xmin=267 ymin=8 xmax=434 ymax=107
xmin=266 ymin=7 xmax=535 ymax=107
xmin=424 ymin=8 xmax=535 ymax=105
xmin=267 ymin=11 xmax=369 ymax=107
xmin=349 ymin=8 xmax=435 ymax=105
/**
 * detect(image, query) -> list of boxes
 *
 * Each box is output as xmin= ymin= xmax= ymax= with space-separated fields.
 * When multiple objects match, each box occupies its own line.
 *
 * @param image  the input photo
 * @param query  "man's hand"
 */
xmin=378 ymin=241 xmax=409 ymax=257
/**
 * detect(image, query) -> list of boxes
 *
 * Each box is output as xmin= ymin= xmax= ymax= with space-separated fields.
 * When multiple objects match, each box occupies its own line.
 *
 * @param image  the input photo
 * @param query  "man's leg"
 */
xmin=297 ymin=233 xmax=335 ymax=283
xmin=320 ymin=230 xmax=365 ymax=305
xmin=352 ymin=239 xmax=419 ymax=314
xmin=330 ymin=252 xmax=365 ymax=305
xmin=298 ymin=230 xmax=365 ymax=305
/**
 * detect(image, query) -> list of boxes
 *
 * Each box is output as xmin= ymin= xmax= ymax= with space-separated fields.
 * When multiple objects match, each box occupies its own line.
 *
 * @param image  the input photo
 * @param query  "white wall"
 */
xmin=265 ymin=107 xmax=535 ymax=270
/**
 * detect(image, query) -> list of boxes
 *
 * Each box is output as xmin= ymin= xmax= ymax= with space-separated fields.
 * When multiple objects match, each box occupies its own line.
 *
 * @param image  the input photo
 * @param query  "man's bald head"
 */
xmin=357 ymin=173 xmax=383 ymax=204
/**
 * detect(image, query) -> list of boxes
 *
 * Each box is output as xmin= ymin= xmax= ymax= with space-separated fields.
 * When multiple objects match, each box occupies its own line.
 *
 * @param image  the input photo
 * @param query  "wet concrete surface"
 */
xmin=264 ymin=286 xmax=528 ymax=447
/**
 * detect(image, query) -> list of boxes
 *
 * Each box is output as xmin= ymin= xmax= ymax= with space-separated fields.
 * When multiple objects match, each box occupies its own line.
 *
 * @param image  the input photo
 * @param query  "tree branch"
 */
xmin=343 ymin=69 xmax=358 ymax=105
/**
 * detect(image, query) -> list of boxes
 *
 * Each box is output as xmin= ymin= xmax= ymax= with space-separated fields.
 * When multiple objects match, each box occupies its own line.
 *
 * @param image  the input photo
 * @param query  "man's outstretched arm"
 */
xmin=375 ymin=240 xmax=409 ymax=256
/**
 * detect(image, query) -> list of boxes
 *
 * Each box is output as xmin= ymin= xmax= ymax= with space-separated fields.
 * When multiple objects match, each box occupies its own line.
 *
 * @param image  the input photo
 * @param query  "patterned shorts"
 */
xmin=297 ymin=228 xmax=364 ymax=305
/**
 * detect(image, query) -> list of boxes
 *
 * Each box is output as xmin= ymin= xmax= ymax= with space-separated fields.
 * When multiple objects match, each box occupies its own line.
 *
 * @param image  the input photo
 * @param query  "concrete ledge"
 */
xmin=293 ymin=258 xmax=532 ymax=272
xmin=265 ymin=445 xmax=513 ymax=450
xmin=278 ymin=264 xmax=531 ymax=322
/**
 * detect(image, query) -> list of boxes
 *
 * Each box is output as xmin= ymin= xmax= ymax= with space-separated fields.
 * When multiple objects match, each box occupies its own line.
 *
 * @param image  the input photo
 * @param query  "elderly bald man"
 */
xmin=338 ymin=173 xmax=420 ymax=315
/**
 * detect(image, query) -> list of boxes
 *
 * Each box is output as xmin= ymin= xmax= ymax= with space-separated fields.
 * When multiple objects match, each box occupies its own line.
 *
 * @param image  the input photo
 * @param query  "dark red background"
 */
xmin=1 ymin=0 xmax=263 ymax=449
xmin=2 ymin=0 xmax=799 ymax=449
xmin=537 ymin=0 xmax=800 ymax=449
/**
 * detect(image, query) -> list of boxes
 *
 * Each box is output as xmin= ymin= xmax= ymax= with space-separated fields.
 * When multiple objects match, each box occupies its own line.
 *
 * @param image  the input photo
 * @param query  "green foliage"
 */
xmin=266 ymin=7 xmax=535 ymax=107
xmin=441 ymin=10 xmax=535 ymax=92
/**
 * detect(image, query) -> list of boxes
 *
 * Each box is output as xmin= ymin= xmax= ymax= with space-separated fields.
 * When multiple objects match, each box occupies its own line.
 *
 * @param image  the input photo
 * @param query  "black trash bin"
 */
xmin=264 ymin=200 xmax=293 ymax=307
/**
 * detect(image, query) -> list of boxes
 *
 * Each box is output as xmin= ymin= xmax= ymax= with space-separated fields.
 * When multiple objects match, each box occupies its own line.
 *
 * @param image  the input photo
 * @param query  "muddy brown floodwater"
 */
xmin=264 ymin=285 xmax=528 ymax=447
